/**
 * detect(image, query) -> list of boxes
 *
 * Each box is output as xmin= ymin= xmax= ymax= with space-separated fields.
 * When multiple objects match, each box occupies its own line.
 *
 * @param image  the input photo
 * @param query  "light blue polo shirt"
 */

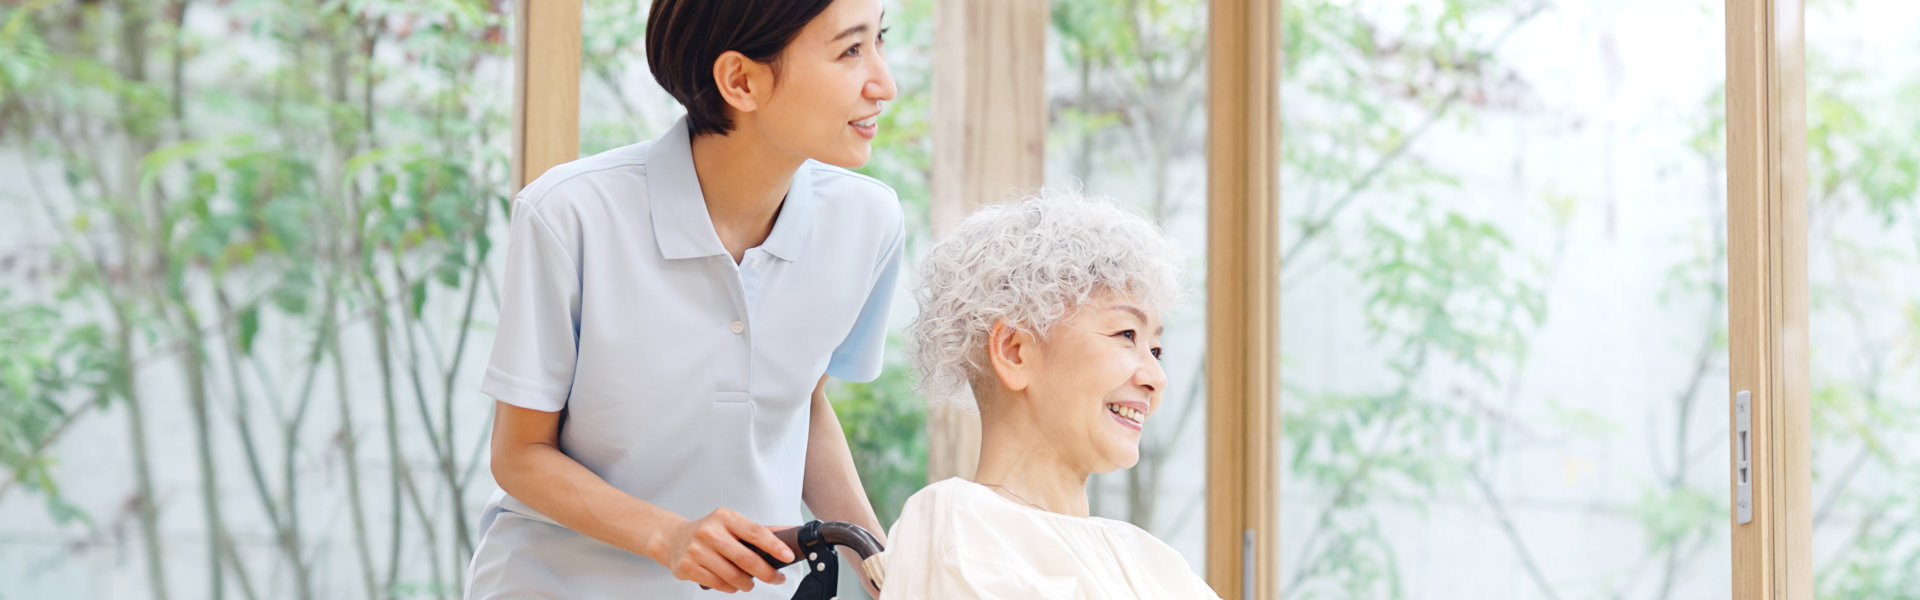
xmin=467 ymin=117 xmax=904 ymax=599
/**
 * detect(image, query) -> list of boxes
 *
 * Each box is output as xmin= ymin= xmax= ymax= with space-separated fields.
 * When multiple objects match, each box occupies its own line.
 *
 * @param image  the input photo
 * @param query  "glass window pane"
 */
xmin=579 ymin=0 xmax=678 ymax=156
xmin=1806 ymin=2 xmax=1920 ymax=598
xmin=0 ymin=2 xmax=515 ymax=597
xmin=1280 ymin=1 xmax=1732 ymax=597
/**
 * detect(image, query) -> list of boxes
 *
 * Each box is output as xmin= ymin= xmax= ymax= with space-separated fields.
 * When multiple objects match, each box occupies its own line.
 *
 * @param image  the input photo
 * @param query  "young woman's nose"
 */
xmin=866 ymin=57 xmax=898 ymax=102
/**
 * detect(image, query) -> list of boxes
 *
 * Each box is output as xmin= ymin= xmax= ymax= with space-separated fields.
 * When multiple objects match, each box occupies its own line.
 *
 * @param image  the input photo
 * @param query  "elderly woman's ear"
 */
xmin=986 ymin=320 xmax=1036 ymax=394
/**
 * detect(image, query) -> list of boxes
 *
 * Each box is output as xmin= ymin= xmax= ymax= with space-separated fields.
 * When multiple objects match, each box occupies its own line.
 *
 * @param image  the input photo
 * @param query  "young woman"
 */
xmin=466 ymin=0 xmax=899 ymax=597
xmin=874 ymin=193 xmax=1221 ymax=599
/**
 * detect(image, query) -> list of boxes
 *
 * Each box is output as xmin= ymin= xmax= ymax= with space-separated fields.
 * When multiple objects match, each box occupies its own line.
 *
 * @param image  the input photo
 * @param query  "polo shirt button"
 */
xmin=730 ymin=320 xmax=745 ymax=334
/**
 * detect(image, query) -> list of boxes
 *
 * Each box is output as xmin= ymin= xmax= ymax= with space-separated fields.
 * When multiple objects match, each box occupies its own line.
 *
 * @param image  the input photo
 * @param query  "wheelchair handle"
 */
xmin=708 ymin=520 xmax=887 ymax=597
xmin=752 ymin=520 xmax=885 ymax=566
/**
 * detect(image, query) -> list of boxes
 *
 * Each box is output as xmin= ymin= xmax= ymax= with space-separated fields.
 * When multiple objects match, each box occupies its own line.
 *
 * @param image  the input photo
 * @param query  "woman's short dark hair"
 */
xmin=647 ymin=0 xmax=837 ymax=137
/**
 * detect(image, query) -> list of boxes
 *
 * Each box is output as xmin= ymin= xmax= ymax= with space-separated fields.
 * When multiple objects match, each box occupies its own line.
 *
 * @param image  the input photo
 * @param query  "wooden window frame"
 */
xmin=1206 ymin=0 xmax=1282 ymax=598
xmin=1726 ymin=0 xmax=1812 ymax=598
xmin=512 ymin=0 xmax=581 ymax=192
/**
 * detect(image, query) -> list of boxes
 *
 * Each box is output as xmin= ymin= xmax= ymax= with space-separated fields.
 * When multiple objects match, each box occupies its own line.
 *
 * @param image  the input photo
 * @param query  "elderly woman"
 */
xmin=871 ymin=193 xmax=1220 ymax=599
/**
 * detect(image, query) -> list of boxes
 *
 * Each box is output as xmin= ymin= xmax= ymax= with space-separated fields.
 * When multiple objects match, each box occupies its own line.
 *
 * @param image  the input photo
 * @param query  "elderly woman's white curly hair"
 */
xmin=908 ymin=191 xmax=1183 ymax=408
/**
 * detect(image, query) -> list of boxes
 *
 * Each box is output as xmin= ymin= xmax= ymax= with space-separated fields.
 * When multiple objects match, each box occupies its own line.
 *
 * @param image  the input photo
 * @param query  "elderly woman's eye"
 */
xmin=1118 ymin=330 xmax=1136 ymax=342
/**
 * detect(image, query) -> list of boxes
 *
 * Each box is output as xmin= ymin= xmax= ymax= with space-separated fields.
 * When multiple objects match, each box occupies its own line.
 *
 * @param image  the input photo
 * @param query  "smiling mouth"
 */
xmin=850 ymin=115 xmax=878 ymax=128
xmin=1106 ymin=403 xmax=1145 ymax=427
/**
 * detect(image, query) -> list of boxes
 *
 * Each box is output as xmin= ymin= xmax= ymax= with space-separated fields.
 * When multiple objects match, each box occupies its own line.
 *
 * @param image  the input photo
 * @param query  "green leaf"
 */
xmin=237 ymin=304 xmax=260 ymax=356
xmin=3 ymin=361 xmax=31 ymax=398
xmin=410 ymin=279 xmax=427 ymax=319
xmin=435 ymin=261 xmax=462 ymax=288
xmin=44 ymin=493 xmax=90 ymax=526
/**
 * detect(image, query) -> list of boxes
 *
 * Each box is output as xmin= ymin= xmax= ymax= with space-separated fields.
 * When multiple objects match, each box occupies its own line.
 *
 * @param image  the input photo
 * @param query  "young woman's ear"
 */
xmin=986 ymin=320 xmax=1036 ymax=394
xmin=712 ymin=50 xmax=772 ymax=115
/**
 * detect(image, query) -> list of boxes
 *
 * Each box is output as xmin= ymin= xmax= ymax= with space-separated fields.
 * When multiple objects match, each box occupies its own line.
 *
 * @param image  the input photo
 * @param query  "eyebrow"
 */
xmin=1110 ymin=305 xmax=1164 ymax=336
xmin=830 ymin=24 xmax=869 ymax=42
xmin=830 ymin=11 xmax=886 ymax=43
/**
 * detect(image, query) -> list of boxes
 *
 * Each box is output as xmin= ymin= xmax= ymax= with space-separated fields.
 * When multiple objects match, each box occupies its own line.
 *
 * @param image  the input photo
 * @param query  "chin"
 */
xmin=1103 ymin=449 xmax=1142 ymax=472
xmin=812 ymin=137 xmax=872 ymax=168
xmin=816 ymin=150 xmax=870 ymax=169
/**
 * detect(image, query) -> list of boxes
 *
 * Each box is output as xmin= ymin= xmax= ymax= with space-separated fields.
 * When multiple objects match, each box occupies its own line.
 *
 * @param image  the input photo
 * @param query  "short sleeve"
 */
xmin=479 ymin=198 xmax=581 ymax=412
xmin=824 ymin=216 xmax=905 ymax=383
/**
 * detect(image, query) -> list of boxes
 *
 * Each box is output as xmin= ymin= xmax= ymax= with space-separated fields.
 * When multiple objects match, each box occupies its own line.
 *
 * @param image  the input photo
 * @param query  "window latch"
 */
xmin=1736 ymin=390 xmax=1752 ymax=525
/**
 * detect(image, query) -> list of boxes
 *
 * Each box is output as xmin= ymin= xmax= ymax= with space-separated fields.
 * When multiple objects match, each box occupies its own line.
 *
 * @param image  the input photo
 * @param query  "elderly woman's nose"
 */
xmin=1135 ymin=356 xmax=1167 ymax=392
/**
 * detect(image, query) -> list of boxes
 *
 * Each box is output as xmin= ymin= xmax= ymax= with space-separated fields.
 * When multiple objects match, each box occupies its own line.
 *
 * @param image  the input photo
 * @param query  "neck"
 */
xmin=688 ymin=126 xmax=805 ymax=261
xmin=971 ymin=391 xmax=1093 ymax=518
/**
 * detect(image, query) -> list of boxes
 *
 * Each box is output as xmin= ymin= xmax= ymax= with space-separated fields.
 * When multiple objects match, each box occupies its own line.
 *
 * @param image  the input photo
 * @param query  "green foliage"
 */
xmin=1803 ymin=6 xmax=1920 ymax=596
xmin=578 ymin=0 xmax=673 ymax=153
xmin=1362 ymin=207 xmax=1545 ymax=380
xmin=828 ymin=338 xmax=927 ymax=527
xmin=1275 ymin=1 xmax=1621 ymax=596
xmin=0 ymin=0 xmax=513 ymax=596
xmin=0 ymin=0 xmax=56 ymax=103
xmin=855 ymin=0 xmax=934 ymax=242
xmin=1814 ymin=468 xmax=1920 ymax=600
xmin=1631 ymin=486 xmax=1722 ymax=552
xmin=1807 ymin=54 xmax=1920 ymax=225
xmin=0 ymin=292 xmax=110 ymax=526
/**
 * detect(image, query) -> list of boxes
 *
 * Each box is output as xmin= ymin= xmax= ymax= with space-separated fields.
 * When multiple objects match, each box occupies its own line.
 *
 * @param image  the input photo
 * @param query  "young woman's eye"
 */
xmin=1150 ymin=347 xmax=1164 ymax=360
xmin=843 ymin=43 xmax=862 ymax=58
xmin=877 ymin=27 xmax=889 ymax=46
xmin=1118 ymin=330 xmax=1136 ymax=342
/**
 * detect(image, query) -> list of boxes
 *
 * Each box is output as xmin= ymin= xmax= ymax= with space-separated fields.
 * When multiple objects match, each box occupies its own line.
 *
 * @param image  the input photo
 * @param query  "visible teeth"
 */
xmin=853 ymin=117 xmax=877 ymax=128
xmin=1107 ymin=404 xmax=1145 ymax=423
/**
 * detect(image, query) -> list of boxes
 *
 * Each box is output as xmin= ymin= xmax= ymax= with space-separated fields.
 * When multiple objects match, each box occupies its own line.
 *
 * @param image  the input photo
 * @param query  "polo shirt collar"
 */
xmin=647 ymin=117 xmax=815 ymax=262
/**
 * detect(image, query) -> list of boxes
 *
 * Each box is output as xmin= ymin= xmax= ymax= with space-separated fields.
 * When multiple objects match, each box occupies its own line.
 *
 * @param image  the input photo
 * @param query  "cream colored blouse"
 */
xmin=872 ymin=478 xmax=1221 ymax=599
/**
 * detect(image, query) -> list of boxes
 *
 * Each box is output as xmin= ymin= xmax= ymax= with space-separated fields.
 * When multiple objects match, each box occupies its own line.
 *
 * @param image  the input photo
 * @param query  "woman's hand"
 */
xmin=656 ymin=507 xmax=795 ymax=593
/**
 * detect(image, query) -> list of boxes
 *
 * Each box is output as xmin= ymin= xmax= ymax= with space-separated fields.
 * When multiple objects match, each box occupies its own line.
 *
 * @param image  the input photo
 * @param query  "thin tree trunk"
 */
xmin=1468 ymin=466 xmax=1562 ymax=600
xmin=366 ymin=283 xmax=408 ymax=591
xmin=387 ymin=453 xmax=448 ymax=598
xmin=211 ymin=289 xmax=311 ymax=598
xmin=321 ymin=14 xmax=384 ymax=597
xmin=389 ymin=271 xmax=454 ymax=597
xmin=278 ymin=299 xmax=327 ymax=600
xmin=327 ymin=286 xmax=383 ymax=600
xmin=441 ymin=196 xmax=494 ymax=588
xmin=177 ymin=324 xmax=228 ymax=600
xmin=215 ymin=524 xmax=262 ymax=600
xmin=116 ymin=302 xmax=173 ymax=600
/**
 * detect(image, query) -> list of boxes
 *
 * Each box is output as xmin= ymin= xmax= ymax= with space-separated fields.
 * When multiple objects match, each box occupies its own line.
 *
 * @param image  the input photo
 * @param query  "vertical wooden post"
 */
xmin=513 ymin=0 xmax=582 ymax=192
xmin=925 ymin=0 xmax=1049 ymax=483
xmin=1725 ymin=0 xmax=1810 ymax=598
xmin=1207 ymin=0 xmax=1281 ymax=597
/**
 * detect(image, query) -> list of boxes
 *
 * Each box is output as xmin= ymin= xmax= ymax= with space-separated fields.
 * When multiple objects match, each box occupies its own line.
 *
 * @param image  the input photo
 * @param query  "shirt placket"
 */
xmin=715 ymin=255 xmax=754 ymax=396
